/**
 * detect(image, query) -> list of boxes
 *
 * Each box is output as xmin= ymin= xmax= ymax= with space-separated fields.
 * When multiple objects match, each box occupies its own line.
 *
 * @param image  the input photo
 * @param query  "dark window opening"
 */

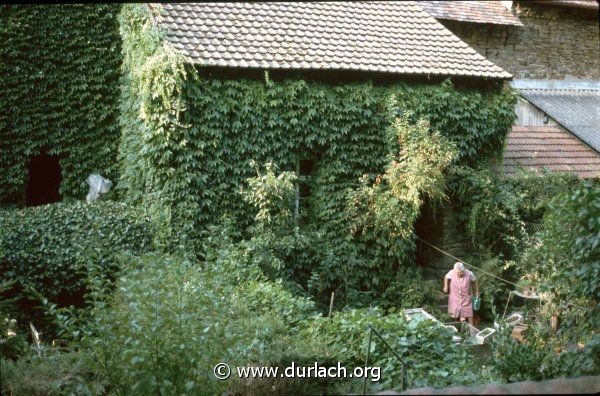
xmin=299 ymin=159 xmax=315 ymax=176
xmin=26 ymin=151 xmax=62 ymax=207
xmin=295 ymin=158 xmax=315 ymax=219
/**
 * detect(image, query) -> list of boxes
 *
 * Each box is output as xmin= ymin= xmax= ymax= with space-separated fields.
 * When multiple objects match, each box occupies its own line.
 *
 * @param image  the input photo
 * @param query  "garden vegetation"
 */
xmin=1 ymin=3 xmax=598 ymax=395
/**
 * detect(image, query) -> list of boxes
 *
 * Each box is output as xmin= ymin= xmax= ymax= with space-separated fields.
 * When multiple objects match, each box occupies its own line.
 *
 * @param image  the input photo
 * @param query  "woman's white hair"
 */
xmin=454 ymin=262 xmax=465 ymax=271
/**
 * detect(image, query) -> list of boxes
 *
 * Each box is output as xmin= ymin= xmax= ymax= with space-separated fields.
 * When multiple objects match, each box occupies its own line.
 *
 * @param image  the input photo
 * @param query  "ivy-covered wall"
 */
xmin=118 ymin=4 xmax=517 ymax=247
xmin=0 ymin=5 xmax=122 ymax=206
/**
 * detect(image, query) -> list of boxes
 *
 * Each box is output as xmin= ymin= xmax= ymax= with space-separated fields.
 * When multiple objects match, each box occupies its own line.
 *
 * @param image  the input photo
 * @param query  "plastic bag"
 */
xmin=86 ymin=173 xmax=112 ymax=203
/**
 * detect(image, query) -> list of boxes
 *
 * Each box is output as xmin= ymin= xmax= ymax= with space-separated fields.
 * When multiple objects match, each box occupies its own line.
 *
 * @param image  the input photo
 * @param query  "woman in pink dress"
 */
xmin=443 ymin=262 xmax=479 ymax=325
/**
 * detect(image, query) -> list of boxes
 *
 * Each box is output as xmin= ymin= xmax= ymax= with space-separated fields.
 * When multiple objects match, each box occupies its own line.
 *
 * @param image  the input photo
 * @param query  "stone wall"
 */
xmin=440 ymin=3 xmax=599 ymax=80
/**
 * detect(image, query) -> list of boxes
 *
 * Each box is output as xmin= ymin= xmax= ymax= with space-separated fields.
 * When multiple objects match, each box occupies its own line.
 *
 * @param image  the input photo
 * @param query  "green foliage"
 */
xmin=117 ymin=4 xmax=198 ymax=244
xmin=521 ymin=180 xmax=600 ymax=341
xmin=0 ymin=201 xmax=155 ymax=330
xmin=349 ymin=116 xmax=456 ymax=241
xmin=490 ymin=326 xmax=599 ymax=383
xmin=345 ymin=115 xmax=456 ymax=301
xmin=235 ymin=280 xmax=317 ymax=334
xmin=241 ymin=161 xmax=297 ymax=232
xmin=116 ymin=4 xmax=516 ymax=308
xmin=1 ymin=349 xmax=105 ymax=395
xmin=304 ymin=308 xmax=483 ymax=392
xmin=379 ymin=270 xmax=442 ymax=314
xmin=0 ymin=280 xmax=28 ymax=361
xmin=237 ymin=162 xmax=330 ymax=292
xmin=50 ymin=250 xmax=321 ymax=395
xmin=462 ymin=255 xmax=516 ymax=320
xmin=118 ymin=5 xmax=516 ymax=248
xmin=0 ymin=5 xmax=123 ymax=205
xmin=452 ymin=167 xmax=576 ymax=259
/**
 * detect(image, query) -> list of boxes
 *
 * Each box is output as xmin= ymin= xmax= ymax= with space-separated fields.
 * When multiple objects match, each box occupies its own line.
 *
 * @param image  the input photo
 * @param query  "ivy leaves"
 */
xmin=117 ymin=4 xmax=516 ymax=304
xmin=0 ymin=201 xmax=155 ymax=328
xmin=0 ymin=5 xmax=123 ymax=205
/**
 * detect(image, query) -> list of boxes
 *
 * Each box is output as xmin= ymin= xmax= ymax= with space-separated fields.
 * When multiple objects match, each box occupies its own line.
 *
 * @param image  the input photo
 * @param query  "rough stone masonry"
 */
xmin=440 ymin=2 xmax=599 ymax=80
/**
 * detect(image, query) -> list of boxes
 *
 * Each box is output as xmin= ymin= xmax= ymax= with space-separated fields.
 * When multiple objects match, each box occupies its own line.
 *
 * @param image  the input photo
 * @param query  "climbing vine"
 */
xmin=0 ymin=5 xmax=123 ymax=206
xmin=119 ymin=6 xmax=516 ymax=249
xmin=112 ymin=3 xmax=516 ymax=305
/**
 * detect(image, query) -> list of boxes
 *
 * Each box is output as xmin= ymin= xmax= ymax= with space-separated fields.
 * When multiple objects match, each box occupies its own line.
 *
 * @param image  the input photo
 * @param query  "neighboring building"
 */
xmin=507 ymin=79 xmax=600 ymax=178
xmin=421 ymin=0 xmax=599 ymax=80
xmin=420 ymin=0 xmax=599 ymax=162
xmin=504 ymin=125 xmax=600 ymax=179
xmin=418 ymin=0 xmax=599 ymax=276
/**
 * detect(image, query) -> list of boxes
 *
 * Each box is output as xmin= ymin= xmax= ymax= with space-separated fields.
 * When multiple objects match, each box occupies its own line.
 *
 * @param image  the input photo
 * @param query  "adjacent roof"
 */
xmin=526 ymin=0 xmax=600 ymax=10
xmin=419 ymin=1 xmax=523 ymax=26
xmin=503 ymin=126 xmax=600 ymax=179
xmin=513 ymin=86 xmax=600 ymax=152
xmin=151 ymin=2 xmax=512 ymax=79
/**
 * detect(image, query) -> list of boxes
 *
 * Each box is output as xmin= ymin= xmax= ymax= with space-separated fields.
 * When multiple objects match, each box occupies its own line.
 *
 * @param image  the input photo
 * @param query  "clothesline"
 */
xmin=418 ymin=238 xmax=597 ymax=313
xmin=418 ymin=237 xmax=520 ymax=288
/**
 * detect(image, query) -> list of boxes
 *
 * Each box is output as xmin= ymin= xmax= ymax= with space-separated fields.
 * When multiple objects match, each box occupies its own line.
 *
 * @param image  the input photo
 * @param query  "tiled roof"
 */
xmin=516 ymin=88 xmax=600 ymax=152
xmin=419 ymin=1 xmax=523 ymax=26
xmin=151 ymin=2 xmax=512 ymax=79
xmin=502 ymin=126 xmax=600 ymax=179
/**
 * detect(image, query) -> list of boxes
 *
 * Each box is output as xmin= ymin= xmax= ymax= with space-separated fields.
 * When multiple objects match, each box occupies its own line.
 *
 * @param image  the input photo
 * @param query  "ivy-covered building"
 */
xmin=418 ymin=0 xmax=600 ymax=274
xmin=1 ymin=3 xmax=518 ymax=287
xmin=116 ymin=2 xmax=517 ymax=281
xmin=0 ymin=5 xmax=123 ymax=207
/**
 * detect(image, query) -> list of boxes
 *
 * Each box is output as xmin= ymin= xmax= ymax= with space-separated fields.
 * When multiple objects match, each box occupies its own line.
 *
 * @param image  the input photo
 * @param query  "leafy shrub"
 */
xmin=379 ymin=268 xmax=441 ymax=312
xmin=0 ymin=280 xmax=28 ymax=361
xmin=342 ymin=115 xmax=456 ymax=307
xmin=452 ymin=167 xmax=576 ymax=260
xmin=241 ymin=161 xmax=297 ymax=233
xmin=520 ymin=180 xmax=600 ymax=342
xmin=236 ymin=280 xmax=316 ymax=333
xmin=0 ymin=201 xmax=155 ymax=331
xmin=348 ymin=115 xmax=456 ymax=254
xmin=459 ymin=255 xmax=517 ymax=320
xmin=1 ymin=349 xmax=105 ymax=395
xmin=238 ymin=161 xmax=315 ymax=282
xmin=490 ymin=326 xmax=600 ymax=383
xmin=304 ymin=308 xmax=482 ymax=392
xmin=48 ymin=248 xmax=323 ymax=395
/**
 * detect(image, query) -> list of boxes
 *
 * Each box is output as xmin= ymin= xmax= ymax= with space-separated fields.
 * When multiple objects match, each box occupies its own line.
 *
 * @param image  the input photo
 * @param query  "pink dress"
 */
xmin=446 ymin=269 xmax=476 ymax=319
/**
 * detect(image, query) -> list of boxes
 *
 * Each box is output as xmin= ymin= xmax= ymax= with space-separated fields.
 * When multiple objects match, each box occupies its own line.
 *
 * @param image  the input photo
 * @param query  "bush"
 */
xmin=451 ymin=167 xmax=576 ymax=260
xmin=490 ymin=326 xmax=600 ymax=383
xmin=0 ymin=201 xmax=155 ymax=331
xmin=0 ymin=279 xmax=28 ymax=361
xmin=1 ymin=349 xmax=105 ymax=395
xmin=235 ymin=280 xmax=317 ymax=333
xmin=520 ymin=180 xmax=600 ymax=342
xmin=51 ymin=249 xmax=324 ymax=395
xmin=303 ymin=307 xmax=482 ymax=392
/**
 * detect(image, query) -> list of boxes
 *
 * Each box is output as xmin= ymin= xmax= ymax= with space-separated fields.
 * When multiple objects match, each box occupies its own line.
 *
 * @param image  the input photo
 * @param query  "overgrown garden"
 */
xmin=1 ymin=4 xmax=598 ymax=394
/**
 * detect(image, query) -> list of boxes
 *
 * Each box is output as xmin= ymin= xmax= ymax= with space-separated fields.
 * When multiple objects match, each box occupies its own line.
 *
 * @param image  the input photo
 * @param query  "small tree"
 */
xmin=523 ymin=180 xmax=600 ymax=342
